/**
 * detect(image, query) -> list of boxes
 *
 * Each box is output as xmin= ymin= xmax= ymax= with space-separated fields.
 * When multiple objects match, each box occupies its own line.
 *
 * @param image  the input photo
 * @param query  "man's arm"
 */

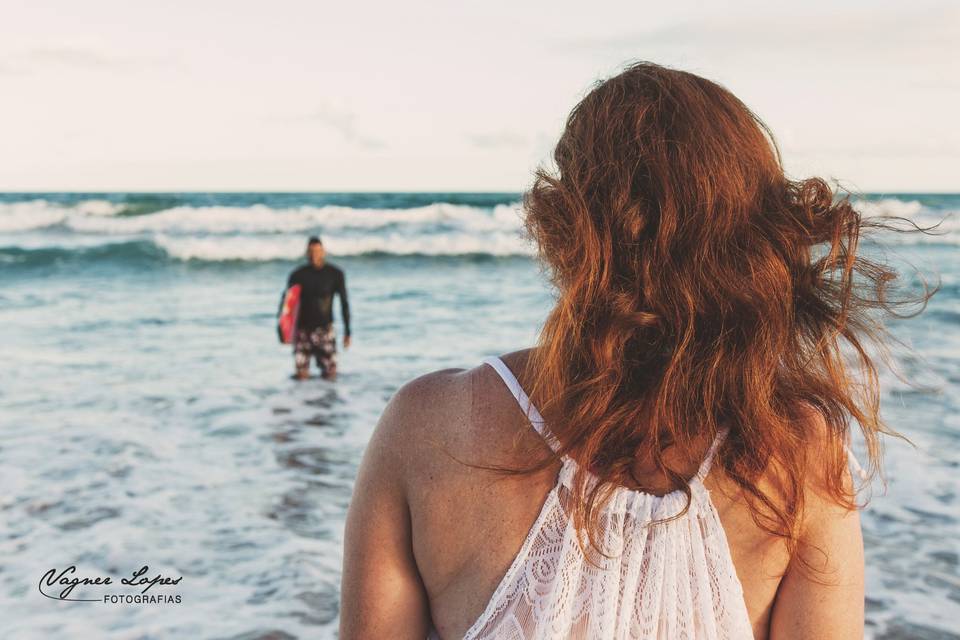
xmin=339 ymin=383 xmax=432 ymax=638
xmin=337 ymin=270 xmax=351 ymax=338
xmin=768 ymin=413 xmax=865 ymax=638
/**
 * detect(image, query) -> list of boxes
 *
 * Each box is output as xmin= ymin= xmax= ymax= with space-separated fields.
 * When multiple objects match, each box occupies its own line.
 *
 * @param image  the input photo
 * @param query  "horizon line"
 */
xmin=2 ymin=189 xmax=959 ymax=196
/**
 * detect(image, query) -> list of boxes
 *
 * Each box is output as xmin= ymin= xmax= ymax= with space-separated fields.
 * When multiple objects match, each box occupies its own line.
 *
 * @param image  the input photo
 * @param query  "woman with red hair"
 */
xmin=339 ymin=61 xmax=934 ymax=639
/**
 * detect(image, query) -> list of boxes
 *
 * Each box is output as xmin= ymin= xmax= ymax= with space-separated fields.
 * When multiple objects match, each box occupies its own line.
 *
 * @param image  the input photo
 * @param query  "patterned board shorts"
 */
xmin=293 ymin=324 xmax=337 ymax=375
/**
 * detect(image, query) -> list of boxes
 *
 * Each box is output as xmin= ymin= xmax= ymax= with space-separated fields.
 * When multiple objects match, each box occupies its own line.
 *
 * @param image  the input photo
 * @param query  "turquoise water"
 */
xmin=0 ymin=193 xmax=957 ymax=638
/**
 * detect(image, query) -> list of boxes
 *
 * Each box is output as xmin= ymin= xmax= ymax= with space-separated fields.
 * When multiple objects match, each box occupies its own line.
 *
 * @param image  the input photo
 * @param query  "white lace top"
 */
xmin=430 ymin=357 xmax=753 ymax=640
xmin=426 ymin=355 xmax=755 ymax=639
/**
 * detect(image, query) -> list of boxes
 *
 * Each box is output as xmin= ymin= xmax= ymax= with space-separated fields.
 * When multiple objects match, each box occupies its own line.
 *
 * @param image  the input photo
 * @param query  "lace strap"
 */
xmin=689 ymin=429 xmax=869 ymax=483
xmin=481 ymin=356 xmax=562 ymax=453
xmin=694 ymin=429 xmax=728 ymax=482
xmin=845 ymin=444 xmax=868 ymax=481
xmin=691 ymin=431 xmax=867 ymax=482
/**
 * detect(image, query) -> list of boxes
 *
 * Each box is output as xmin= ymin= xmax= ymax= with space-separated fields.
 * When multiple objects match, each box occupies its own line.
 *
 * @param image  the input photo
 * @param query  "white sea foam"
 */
xmin=1 ymin=198 xmax=957 ymax=261
xmin=0 ymin=200 xmax=68 ymax=232
xmin=75 ymin=199 xmax=125 ymax=217
xmin=856 ymin=197 xmax=928 ymax=220
xmin=0 ymin=199 xmax=128 ymax=233
xmin=153 ymin=231 xmax=535 ymax=261
xmin=854 ymin=198 xmax=960 ymax=242
xmin=64 ymin=202 xmax=525 ymax=235
xmin=0 ymin=199 xmax=536 ymax=259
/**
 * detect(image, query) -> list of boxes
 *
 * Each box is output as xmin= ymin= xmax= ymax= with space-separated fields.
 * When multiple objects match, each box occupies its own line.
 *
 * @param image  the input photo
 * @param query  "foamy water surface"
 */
xmin=0 ymin=193 xmax=957 ymax=639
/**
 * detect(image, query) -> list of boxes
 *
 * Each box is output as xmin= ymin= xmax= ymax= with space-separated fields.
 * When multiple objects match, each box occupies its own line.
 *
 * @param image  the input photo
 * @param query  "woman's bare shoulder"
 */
xmin=371 ymin=351 xmax=541 ymax=486
xmin=371 ymin=365 xmax=472 ymax=467
xmin=767 ymin=405 xmax=865 ymax=637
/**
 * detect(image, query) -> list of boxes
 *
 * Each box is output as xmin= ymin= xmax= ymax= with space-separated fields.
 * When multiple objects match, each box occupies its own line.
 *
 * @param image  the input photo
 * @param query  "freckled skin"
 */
xmin=338 ymin=349 xmax=865 ymax=639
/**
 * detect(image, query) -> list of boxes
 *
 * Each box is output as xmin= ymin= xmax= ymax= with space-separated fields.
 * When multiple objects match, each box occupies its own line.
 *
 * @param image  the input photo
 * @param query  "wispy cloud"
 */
xmin=551 ymin=5 xmax=959 ymax=58
xmin=272 ymin=103 xmax=386 ymax=150
xmin=466 ymin=129 xmax=530 ymax=149
xmin=0 ymin=46 xmax=177 ymax=74
xmin=789 ymin=139 xmax=959 ymax=159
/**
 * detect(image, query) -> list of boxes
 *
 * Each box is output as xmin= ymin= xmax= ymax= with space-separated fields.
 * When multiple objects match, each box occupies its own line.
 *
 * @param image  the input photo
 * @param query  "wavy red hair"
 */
xmin=489 ymin=61 xmax=939 ymax=563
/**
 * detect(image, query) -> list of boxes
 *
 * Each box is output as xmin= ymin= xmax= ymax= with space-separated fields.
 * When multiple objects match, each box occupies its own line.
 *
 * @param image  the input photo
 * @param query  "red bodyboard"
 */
xmin=279 ymin=284 xmax=301 ymax=344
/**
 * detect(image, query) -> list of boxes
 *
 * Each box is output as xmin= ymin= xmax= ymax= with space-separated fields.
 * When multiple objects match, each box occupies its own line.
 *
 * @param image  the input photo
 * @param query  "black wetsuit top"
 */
xmin=283 ymin=263 xmax=351 ymax=335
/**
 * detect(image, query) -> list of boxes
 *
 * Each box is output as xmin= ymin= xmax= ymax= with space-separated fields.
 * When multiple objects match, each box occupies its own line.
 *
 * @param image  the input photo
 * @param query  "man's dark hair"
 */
xmin=307 ymin=235 xmax=323 ymax=246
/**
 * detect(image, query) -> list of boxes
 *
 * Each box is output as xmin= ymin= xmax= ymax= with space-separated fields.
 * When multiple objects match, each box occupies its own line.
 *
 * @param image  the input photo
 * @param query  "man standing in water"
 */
xmin=284 ymin=236 xmax=351 ymax=380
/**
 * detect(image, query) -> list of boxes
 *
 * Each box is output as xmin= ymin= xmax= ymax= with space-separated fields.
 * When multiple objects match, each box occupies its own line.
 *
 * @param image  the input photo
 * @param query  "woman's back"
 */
xmin=339 ymin=349 xmax=864 ymax=639
xmin=426 ymin=353 xmax=753 ymax=639
xmin=336 ymin=61 xmax=918 ymax=639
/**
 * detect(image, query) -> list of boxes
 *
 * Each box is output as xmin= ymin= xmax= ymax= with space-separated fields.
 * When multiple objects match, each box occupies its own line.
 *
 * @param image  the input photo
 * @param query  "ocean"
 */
xmin=0 ymin=192 xmax=957 ymax=639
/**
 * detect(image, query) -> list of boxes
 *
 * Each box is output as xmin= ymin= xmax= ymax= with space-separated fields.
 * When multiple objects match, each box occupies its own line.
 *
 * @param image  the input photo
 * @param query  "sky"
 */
xmin=1 ymin=0 xmax=957 ymax=192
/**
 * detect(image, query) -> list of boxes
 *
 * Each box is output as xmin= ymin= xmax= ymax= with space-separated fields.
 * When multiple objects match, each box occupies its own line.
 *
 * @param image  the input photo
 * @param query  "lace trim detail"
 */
xmin=456 ymin=356 xmax=753 ymax=639
xmin=460 ymin=461 xmax=752 ymax=639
